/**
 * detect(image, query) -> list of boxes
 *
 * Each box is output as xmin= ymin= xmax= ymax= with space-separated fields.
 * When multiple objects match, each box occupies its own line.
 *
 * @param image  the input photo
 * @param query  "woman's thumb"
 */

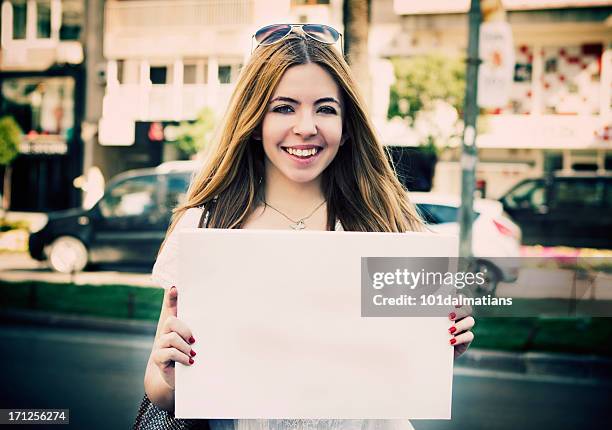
xmin=165 ymin=285 xmax=178 ymax=316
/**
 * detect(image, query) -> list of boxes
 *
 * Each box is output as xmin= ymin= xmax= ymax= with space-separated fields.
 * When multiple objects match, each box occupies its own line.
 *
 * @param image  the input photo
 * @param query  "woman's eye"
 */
xmin=272 ymin=105 xmax=294 ymax=114
xmin=318 ymin=106 xmax=337 ymax=115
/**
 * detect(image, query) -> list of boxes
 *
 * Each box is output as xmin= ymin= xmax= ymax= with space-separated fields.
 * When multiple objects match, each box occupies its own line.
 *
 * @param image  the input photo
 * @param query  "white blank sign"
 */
xmin=176 ymin=229 xmax=457 ymax=419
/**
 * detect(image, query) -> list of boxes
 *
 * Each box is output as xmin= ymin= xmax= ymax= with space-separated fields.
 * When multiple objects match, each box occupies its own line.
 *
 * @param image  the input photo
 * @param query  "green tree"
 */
xmin=0 ymin=116 xmax=20 ymax=165
xmin=0 ymin=116 xmax=22 ymax=210
xmin=169 ymin=107 xmax=216 ymax=158
xmin=388 ymin=54 xmax=465 ymax=121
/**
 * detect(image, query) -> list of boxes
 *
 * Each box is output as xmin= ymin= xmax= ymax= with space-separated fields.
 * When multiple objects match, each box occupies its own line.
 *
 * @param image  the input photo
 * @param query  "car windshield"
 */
xmin=165 ymin=173 xmax=191 ymax=209
xmin=416 ymin=203 xmax=480 ymax=225
xmin=99 ymin=175 xmax=158 ymax=217
xmin=503 ymin=180 xmax=545 ymax=210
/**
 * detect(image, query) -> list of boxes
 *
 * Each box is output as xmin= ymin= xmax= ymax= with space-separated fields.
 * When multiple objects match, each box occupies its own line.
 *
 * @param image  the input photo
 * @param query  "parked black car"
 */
xmin=29 ymin=163 xmax=194 ymax=273
xmin=499 ymin=173 xmax=611 ymax=249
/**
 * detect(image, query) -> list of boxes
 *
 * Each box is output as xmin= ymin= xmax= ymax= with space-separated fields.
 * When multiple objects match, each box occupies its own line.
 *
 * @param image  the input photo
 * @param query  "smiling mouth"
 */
xmin=281 ymin=146 xmax=322 ymax=158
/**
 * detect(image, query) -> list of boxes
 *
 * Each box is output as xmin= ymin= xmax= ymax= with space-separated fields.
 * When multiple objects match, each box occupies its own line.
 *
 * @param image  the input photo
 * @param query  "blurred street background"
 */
xmin=1 ymin=0 xmax=612 ymax=428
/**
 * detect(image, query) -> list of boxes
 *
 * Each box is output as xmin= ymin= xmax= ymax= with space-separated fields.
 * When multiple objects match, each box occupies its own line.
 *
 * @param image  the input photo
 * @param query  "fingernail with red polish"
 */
xmin=449 ymin=326 xmax=456 ymax=334
xmin=449 ymin=312 xmax=456 ymax=320
xmin=450 ymin=338 xmax=457 ymax=345
xmin=190 ymin=350 xmax=196 ymax=357
xmin=189 ymin=336 xmax=195 ymax=344
xmin=189 ymin=357 xmax=194 ymax=364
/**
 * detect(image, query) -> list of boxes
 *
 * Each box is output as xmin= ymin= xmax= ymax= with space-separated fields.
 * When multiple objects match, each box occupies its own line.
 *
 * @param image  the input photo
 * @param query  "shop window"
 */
xmin=218 ymin=63 xmax=242 ymax=84
xmin=36 ymin=0 xmax=51 ymax=39
xmin=218 ymin=65 xmax=232 ymax=84
xmin=116 ymin=60 xmax=125 ymax=84
xmin=184 ymin=64 xmax=197 ymax=84
xmin=150 ymin=66 xmax=167 ymax=85
xmin=571 ymin=163 xmax=597 ymax=171
xmin=1 ymin=76 xmax=75 ymax=138
xmin=292 ymin=0 xmax=331 ymax=5
xmin=12 ymin=0 xmax=27 ymax=40
xmin=186 ymin=62 xmax=208 ymax=84
xmin=118 ymin=60 xmax=141 ymax=85
xmin=59 ymin=0 xmax=83 ymax=40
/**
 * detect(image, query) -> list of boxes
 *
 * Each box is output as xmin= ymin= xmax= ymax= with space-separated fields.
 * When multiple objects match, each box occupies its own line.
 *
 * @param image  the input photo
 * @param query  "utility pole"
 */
xmin=82 ymin=0 xmax=105 ymax=175
xmin=458 ymin=0 xmax=482 ymax=263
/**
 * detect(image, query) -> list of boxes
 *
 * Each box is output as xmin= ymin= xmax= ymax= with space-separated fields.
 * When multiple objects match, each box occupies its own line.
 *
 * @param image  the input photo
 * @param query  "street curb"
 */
xmin=2 ymin=308 xmax=612 ymax=380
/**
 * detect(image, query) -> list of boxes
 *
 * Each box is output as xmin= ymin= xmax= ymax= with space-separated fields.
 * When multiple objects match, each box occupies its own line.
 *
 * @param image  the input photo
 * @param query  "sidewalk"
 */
xmin=4 ymin=249 xmax=612 ymax=299
xmin=3 ymin=251 xmax=612 ymax=298
xmin=0 ymin=251 xmax=154 ymax=287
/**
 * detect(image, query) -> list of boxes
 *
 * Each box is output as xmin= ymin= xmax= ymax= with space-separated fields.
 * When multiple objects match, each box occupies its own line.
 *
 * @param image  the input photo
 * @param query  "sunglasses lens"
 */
xmin=255 ymin=24 xmax=292 ymax=45
xmin=302 ymin=24 xmax=340 ymax=44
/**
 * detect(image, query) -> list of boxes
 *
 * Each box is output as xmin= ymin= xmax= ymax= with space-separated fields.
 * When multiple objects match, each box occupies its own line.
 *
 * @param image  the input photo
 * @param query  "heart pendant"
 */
xmin=291 ymin=220 xmax=306 ymax=230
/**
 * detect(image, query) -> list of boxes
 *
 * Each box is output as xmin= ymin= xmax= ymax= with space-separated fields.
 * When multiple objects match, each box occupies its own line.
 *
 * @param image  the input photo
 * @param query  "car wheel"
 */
xmin=46 ymin=236 xmax=89 ymax=274
xmin=473 ymin=260 xmax=501 ymax=296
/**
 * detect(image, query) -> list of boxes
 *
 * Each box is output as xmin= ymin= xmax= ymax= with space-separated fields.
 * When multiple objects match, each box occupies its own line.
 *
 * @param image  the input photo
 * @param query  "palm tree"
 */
xmin=343 ymin=0 xmax=372 ymax=108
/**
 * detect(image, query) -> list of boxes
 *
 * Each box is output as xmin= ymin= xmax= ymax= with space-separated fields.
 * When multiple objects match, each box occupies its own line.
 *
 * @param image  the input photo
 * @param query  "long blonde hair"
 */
xmin=162 ymin=33 xmax=423 ymax=249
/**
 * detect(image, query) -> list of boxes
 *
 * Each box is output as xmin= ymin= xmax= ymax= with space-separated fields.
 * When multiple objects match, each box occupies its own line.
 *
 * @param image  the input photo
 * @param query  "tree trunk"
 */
xmin=2 ymin=165 xmax=12 ymax=211
xmin=343 ymin=0 xmax=372 ymax=109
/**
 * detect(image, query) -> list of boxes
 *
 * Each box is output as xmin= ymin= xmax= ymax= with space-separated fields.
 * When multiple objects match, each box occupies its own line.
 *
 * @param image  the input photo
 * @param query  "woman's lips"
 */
xmin=280 ymin=145 xmax=324 ymax=165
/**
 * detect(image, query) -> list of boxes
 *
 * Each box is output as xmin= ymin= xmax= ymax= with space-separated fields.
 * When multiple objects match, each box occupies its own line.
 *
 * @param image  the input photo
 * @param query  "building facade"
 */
xmin=372 ymin=0 xmax=612 ymax=198
xmin=0 ymin=0 xmax=85 ymax=211
xmin=96 ymin=0 xmax=343 ymax=180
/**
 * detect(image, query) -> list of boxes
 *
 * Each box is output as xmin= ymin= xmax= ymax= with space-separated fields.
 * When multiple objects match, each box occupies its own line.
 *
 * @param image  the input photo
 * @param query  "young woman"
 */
xmin=140 ymin=24 xmax=475 ymax=430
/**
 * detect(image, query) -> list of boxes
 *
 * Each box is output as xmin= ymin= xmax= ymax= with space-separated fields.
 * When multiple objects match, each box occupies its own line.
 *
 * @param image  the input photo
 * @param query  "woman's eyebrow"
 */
xmin=269 ymin=96 xmax=299 ymax=104
xmin=269 ymin=96 xmax=341 ymax=106
xmin=315 ymin=97 xmax=341 ymax=106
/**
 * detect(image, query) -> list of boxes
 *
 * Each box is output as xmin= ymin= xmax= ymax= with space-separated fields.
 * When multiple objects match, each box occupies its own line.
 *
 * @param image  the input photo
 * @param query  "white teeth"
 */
xmin=286 ymin=147 xmax=319 ymax=157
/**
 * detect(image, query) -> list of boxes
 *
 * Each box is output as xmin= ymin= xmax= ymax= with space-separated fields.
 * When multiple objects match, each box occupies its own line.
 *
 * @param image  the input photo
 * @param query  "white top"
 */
xmin=152 ymin=208 xmax=204 ymax=290
xmin=152 ymin=208 xmax=344 ymax=290
xmin=151 ymin=207 xmax=415 ymax=430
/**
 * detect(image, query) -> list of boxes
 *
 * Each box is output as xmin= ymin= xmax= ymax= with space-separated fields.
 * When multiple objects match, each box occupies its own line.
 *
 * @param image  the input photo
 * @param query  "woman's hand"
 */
xmin=448 ymin=304 xmax=475 ymax=359
xmin=150 ymin=286 xmax=196 ymax=389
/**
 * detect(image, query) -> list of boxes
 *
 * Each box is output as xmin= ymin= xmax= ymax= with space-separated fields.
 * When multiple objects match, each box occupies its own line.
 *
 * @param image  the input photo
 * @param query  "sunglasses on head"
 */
xmin=252 ymin=23 xmax=343 ymax=53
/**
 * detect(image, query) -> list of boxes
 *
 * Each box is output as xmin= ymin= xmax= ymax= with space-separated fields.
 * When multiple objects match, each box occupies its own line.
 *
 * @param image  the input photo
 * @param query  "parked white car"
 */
xmin=409 ymin=192 xmax=522 ymax=293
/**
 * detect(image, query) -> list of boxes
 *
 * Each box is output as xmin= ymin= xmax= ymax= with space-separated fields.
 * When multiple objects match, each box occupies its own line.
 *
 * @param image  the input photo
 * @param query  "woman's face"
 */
xmin=260 ymin=63 xmax=344 ymax=185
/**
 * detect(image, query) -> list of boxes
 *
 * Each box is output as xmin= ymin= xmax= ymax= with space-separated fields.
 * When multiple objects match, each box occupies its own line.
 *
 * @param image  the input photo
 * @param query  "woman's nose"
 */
xmin=292 ymin=112 xmax=317 ymax=137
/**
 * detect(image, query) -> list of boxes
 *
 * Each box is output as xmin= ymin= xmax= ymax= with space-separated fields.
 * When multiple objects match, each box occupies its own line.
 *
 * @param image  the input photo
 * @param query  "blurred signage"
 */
xmin=148 ymin=122 xmax=164 ymax=142
xmin=477 ymin=21 xmax=515 ymax=108
xmin=393 ymin=1 xmax=611 ymax=14
xmin=99 ymin=116 xmax=135 ymax=146
xmin=19 ymin=135 xmax=68 ymax=154
xmin=477 ymin=115 xmax=611 ymax=148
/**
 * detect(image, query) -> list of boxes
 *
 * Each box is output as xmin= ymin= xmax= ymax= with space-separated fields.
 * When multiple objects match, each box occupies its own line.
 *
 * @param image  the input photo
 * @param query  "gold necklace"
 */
xmin=264 ymin=200 xmax=326 ymax=230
